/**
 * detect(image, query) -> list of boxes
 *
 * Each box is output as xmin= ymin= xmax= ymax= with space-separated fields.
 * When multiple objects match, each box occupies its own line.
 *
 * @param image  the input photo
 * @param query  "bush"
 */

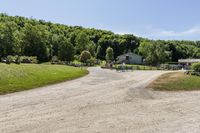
xmin=6 ymin=55 xmax=12 ymax=64
xmin=3 ymin=56 xmax=38 ymax=64
xmin=21 ymin=56 xmax=38 ymax=64
xmin=191 ymin=71 xmax=200 ymax=76
xmin=74 ymin=55 xmax=80 ymax=61
xmin=51 ymin=56 xmax=59 ymax=64
xmin=192 ymin=62 xmax=200 ymax=72
xmin=15 ymin=56 xmax=21 ymax=64
xmin=160 ymin=64 xmax=170 ymax=70
xmin=106 ymin=47 xmax=114 ymax=62
xmin=85 ymin=57 xmax=97 ymax=66
xmin=80 ymin=51 xmax=91 ymax=63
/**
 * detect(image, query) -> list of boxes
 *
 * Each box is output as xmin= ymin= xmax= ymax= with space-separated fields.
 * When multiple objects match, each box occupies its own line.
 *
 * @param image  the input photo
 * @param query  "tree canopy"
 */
xmin=106 ymin=47 xmax=114 ymax=62
xmin=0 ymin=13 xmax=200 ymax=65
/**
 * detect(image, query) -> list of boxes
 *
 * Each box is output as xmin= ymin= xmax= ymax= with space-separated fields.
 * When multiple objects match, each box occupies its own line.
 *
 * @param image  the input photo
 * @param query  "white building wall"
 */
xmin=118 ymin=53 xmax=142 ymax=64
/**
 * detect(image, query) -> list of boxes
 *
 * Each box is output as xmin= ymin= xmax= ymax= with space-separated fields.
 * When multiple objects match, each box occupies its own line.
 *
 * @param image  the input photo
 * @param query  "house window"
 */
xmin=126 ymin=55 xmax=129 ymax=61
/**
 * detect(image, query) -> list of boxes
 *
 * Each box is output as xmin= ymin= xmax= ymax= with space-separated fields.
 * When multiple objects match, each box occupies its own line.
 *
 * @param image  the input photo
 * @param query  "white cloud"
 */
xmin=115 ymin=31 xmax=140 ymax=36
xmin=109 ymin=25 xmax=200 ymax=40
xmin=155 ymin=26 xmax=200 ymax=37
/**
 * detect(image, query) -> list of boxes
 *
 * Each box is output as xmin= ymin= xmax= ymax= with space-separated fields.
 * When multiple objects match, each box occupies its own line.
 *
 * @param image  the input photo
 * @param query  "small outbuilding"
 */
xmin=178 ymin=59 xmax=200 ymax=66
xmin=117 ymin=52 xmax=143 ymax=64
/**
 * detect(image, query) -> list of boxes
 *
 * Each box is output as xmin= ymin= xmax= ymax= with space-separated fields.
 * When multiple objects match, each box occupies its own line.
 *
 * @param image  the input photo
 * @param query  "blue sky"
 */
xmin=0 ymin=0 xmax=200 ymax=40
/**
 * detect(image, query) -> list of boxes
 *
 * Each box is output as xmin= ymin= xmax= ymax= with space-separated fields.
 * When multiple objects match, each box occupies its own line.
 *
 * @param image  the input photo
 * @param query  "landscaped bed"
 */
xmin=101 ymin=64 xmax=158 ymax=71
xmin=116 ymin=64 xmax=158 ymax=70
xmin=0 ymin=63 xmax=88 ymax=95
xmin=149 ymin=72 xmax=200 ymax=91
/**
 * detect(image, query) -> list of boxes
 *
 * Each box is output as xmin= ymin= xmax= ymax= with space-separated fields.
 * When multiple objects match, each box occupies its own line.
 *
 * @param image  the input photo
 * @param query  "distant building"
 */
xmin=178 ymin=59 xmax=200 ymax=66
xmin=117 ymin=52 xmax=143 ymax=64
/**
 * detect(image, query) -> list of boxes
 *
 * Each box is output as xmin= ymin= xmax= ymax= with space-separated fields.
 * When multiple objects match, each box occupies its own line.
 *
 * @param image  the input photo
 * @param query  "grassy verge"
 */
xmin=0 ymin=63 xmax=88 ymax=95
xmin=149 ymin=72 xmax=200 ymax=91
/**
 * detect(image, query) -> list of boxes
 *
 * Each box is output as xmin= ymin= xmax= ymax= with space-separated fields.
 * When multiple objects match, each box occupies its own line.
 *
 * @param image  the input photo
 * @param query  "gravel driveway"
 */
xmin=1 ymin=67 xmax=200 ymax=133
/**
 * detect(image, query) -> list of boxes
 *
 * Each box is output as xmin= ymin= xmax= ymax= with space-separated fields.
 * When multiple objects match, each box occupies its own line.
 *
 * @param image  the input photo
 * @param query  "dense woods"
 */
xmin=0 ymin=13 xmax=200 ymax=65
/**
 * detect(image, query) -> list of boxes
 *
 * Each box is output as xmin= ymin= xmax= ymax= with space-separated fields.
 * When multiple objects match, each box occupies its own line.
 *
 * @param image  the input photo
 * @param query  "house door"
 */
xmin=126 ymin=55 xmax=129 ymax=61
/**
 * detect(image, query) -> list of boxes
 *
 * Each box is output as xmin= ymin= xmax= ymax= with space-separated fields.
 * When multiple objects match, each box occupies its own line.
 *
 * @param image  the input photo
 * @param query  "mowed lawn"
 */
xmin=0 ymin=63 xmax=88 ymax=95
xmin=149 ymin=72 xmax=200 ymax=91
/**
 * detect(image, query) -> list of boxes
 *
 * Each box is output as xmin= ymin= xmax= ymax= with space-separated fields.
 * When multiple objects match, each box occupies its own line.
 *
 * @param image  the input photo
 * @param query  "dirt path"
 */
xmin=0 ymin=67 xmax=200 ymax=133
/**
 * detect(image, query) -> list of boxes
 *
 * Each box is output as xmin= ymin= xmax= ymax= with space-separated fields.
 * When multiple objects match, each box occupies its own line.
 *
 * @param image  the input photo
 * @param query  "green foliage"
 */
xmin=15 ymin=56 xmax=21 ymax=64
xmin=139 ymin=41 xmax=170 ymax=65
xmin=22 ymin=24 xmax=49 ymax=62
xmin=58 ymin=38 xmax=75 ymax=62
xmin=80 ymin=50 xmax=91 ymax=63
xmin=6 ymin=55 xmax=12 ymax=64
xmin=4 ymin=56 xmax=38 ymax=64
xmin=51 ymin=56 xmax=59 ymax=63
xmin=96 ymin=45 xmax=103 ymax=59
xmin=0 ymin=22 xmax=18 ymax=57
xmin=106 ymin=47 xmax=114 ymax=62
xmin=20 ymin=56 xmax=38 ymax=64
xmin=75 ymin=32 xmax=91 ymax=54
xmin=86 ymin=41 xmax=96 ymax=56
xmin=116 ymin=64 xmax=157 ymax=70
xmin=0 ymin=14 xmax=200 ymax=65
xmin=192 ymin=62 xmax=200 ymax=72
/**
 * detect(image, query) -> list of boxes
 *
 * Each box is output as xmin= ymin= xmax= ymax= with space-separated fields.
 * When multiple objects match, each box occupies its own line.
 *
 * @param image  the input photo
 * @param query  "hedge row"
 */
xmin=1 ymin=56 xmax=38 ymax=64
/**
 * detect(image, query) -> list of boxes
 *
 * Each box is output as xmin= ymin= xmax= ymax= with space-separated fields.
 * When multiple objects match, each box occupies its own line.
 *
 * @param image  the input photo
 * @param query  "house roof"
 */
xmin=178 ymin=59 xmax=200 ymax=63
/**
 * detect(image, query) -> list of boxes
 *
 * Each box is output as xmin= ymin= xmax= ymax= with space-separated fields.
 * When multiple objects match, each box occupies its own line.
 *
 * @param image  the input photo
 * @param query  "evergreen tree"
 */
xmin=58 ymin=39 xmax=75 ymax=62
xmin=106 ymin=47 xmax=114 ymax=62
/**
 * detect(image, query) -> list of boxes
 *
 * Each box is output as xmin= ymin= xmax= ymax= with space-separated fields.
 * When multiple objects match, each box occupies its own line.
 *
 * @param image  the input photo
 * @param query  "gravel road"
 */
xmin=0 ymin=67 xmax=200 ymax=133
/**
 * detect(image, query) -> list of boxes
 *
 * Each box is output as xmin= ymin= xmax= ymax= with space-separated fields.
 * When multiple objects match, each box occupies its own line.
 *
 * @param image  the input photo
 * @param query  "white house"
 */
xmin=117 ymin=52 xmax=143 ymax=64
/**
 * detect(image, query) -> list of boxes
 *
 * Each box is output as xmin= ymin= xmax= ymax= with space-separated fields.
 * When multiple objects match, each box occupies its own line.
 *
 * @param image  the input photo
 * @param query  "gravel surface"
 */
xmin=0 ymin=67 xmax=200 ymax=133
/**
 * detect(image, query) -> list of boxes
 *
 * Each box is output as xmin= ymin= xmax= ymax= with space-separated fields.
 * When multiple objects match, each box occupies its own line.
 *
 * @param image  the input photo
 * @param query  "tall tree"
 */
xmin=22 ymin=24 xmax=49 ymax=62
xmin=139 ymin=41 xmax=170 ymax=65
xmin=0 ymin=22 xmax=18 ymax=57
xmin=106 ymin=47 xmax=114 ymax=62
xmin=58 ymin=38 xmax=75 ymax=62
xmin=75 ymin=32 xmax=90 ymax=54
xmin=86 ymin=41 xmax=96 ymax=56
xmin=13 ymin=30 xmax=23 ymax=55
xmin=96 ymin=45 xmax=103 ymax=59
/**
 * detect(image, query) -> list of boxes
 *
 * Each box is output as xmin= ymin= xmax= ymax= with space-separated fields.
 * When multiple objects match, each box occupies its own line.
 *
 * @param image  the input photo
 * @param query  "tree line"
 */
xmin=0 ymin=13 xmax=200 ymax=65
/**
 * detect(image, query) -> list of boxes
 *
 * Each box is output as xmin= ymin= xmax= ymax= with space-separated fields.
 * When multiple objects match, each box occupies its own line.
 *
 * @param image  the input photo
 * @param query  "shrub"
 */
xmin=106 ymin=47 xmax=114 ymax=62
xmin=80 ymin=51 xmax=91 ymax=63
xmin=15 ymin=56 xmax=21 ymax=64
xmin=58 ymin=39 xmax=75 ymax=63
xmin=191 ymin=71 xmax=200 ymax=76
xmin=74 ymin=55 xmax=80 ymax=61
xmin=51 ymin=56 xmax=59 ymax=64
xmin=160 ymin=64 xmax=170 ymax=70
xmin=20 ymin=56 xmax=38 ymax=64
xmin=6 ymin=55 xmax=12 ymax=64
xmin=84 ymin=57 xmax=97 ymax=66
xmin=3 ymin=56 xmax=38 ymax=64
xmin=192 ymin=62 xmax=200 ymax=72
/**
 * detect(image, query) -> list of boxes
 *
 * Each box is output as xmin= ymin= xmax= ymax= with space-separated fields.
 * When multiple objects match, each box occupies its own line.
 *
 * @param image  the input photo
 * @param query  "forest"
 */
xmin=0 ymin=13 xmax=200 ymax=65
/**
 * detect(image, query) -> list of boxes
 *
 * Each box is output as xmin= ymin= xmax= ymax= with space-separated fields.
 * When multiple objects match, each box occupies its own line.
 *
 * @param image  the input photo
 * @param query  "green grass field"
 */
xmin=149 ymin=72 xmax=200 ymax=91
xmin=0 ymin=63 xmax=88 ymax=95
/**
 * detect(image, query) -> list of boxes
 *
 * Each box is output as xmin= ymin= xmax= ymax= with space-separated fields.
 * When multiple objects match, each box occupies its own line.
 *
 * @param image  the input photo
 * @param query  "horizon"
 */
xmin=1 ymin=0 xmax=200 ymax=41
